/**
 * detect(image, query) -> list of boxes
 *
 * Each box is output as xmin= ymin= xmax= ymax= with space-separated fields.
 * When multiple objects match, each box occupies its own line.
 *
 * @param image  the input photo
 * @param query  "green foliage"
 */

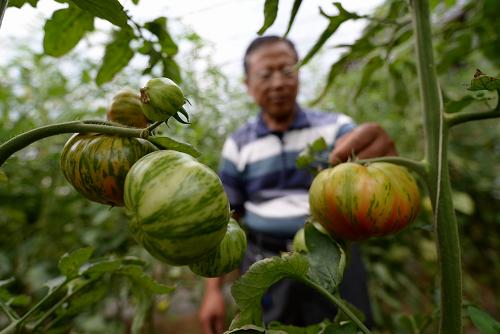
xmin=68 ymin=0 xmax=129 ymax=28
xmin=96 ymin=27 xmax=135 ymax=86
xmin=148 ymin=135 xmax=201 ymax=158
xmin=43 ymin=6 xmax=94 ymax=57
xmin=257 ymin=0 xmax=279 ymax=35
xmin=467 ymin=305 xmax=500 ymax=334
xmin=229 ymin=224 xmax=362 ymax=333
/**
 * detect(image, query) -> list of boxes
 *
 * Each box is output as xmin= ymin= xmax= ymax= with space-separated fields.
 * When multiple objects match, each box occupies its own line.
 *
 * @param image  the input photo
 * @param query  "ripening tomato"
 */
xmin=309 ymin=162 xmax=420 ymax=241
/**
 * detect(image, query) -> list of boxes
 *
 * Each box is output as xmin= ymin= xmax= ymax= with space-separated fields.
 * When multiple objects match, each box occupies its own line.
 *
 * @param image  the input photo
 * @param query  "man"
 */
xmin=199 ymin=36 xmax=397 ymax=334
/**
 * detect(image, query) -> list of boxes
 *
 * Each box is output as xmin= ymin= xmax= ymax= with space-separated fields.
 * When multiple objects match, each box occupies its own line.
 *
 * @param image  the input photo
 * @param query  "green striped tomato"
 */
xmin=309 ymin=162 xmax=420 ymax=241
xmin=60 ymin=133 xmax=157 ymax=206
xmin=106 ymin=88 xmax=150 ymax=128
xmin=124 ymin=150 xmax=230 ymax=266
xmin=189 ymin=218 xmax=247 ymax=277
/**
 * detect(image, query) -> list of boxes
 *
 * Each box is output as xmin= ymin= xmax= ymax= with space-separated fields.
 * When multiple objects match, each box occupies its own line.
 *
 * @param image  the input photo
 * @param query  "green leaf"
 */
xmin=69 ymin=0 xmax=129 ymax=28
xmin=225 ymin=325 xmax=287 ymax=334
xmin=162 ymin=57 xmax=182 ymax=83
xmin=58 ymin=247 xmax=94 ymax=279
xmin=467 ymin=69 xmax=500 ymax=91
xmin=300 ymin=3 xmax=358 ymax=66
xmin=149 ymin=135 xmax=200 ymax=158
xmin=96 ymin=28 xmax=135 ymax=85
xmin=144 ymin=17 xmax=178 ymax=56
xmin=310 ymin=137 xmax=327 ymax=152
xmin=7 ymin=0 xmax=38 ymax=8
xmin=445 ymin=95 xmax=475 ymax=113
xmin=311 ymin=55 xmax=349 ymax=105
xmin=257 ymin=0 xmax=279 ymax=35
xmin=296 ymin=151 xmax=314 ymax=169
xmin=8 ymin=294 xmax=31 ymax=306
xmin=304 ymin=223 xmax=345 ymax=294
xmin=43 ymin=6 xmax=94 ymax=57
xmin=284 ymin=0 xmax=302 ymax=37
xmin=354 ymin=55 xmax=384 ymax=99
xmin=467 ymin=305 xmax=500 ymax=334
xmin=229 ymin=253 xmax=309 ymax=329
xmin=118 ymin=265 xmax=175 ymax=295
xmin=80 ymin=259 xmax=122 ymax=277
xmin=388 ymin=63 xmax=409 ymax=108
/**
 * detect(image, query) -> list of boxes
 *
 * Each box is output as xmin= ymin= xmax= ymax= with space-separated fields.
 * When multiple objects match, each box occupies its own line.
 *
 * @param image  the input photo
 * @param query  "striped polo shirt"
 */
xmin=219 ymin=106 xmax=356 ymax=237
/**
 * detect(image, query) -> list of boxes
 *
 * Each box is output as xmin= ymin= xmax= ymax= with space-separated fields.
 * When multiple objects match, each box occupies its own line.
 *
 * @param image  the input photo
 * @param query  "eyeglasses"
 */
xmin=252 ymin=65 xmax=298 ymax=83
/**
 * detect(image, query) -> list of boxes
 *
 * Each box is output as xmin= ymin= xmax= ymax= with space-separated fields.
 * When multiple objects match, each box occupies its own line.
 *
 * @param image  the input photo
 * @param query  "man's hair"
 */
xmin=243 ymin=35 xmax=299 ymax=75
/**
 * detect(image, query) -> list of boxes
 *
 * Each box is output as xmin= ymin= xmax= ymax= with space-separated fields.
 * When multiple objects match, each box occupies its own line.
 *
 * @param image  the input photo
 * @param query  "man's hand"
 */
xmin=330 ymin=122 xmax=397 ymax=164
xmin=199 ymin=285 xmax=226 ymax=334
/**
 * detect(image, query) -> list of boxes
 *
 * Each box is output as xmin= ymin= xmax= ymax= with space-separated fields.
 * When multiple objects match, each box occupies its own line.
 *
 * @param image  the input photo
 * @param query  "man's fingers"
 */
xmin=355 ymin=133 xmax=397 ymax=159
xmin=330 ymin=123 xmax=397 ymax=164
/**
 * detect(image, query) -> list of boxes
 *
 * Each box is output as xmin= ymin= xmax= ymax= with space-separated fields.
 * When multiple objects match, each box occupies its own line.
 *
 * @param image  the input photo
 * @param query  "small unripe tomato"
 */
xmin=140 ymin=77 xmax=187 ymax=122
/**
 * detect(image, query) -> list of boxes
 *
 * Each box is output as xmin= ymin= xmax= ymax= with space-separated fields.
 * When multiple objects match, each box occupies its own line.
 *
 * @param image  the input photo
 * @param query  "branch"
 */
xmin=445 ymin=89 xmax=500 ymax=127
xmin=0 ymin=299 xmax=18 ymax=321
xmin=356 ymin=156 xmax=428 ymax=180
xmin=0 ymin=121 xmax=144 ymax=167
xmin=301 ymin=278 xmax=371 ymax=334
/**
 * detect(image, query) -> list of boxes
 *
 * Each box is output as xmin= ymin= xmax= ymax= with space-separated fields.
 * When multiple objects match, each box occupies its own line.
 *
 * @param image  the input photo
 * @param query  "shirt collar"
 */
xmin=255 ymin=105 xmax=310 ymax=137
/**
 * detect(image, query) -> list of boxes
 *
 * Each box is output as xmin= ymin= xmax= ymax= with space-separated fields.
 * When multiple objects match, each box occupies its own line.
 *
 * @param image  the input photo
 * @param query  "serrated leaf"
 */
xmin=467 ymin=69 xmax=500 ymax=91
xmin=354 ymin=55 xmax=384 ymax=99
xmin=284 ymin=0 xmax=302 ymax=37
xmin=229 ymin=253 xmax=309 ymax=329
xmin=58 ymin=247 xmax=93 ymax=279
xmin=257 ymin=0 xmax=279 ymax=35
xmin=144 ymin=17 xmax=178 ymax=56
xmin=304 ymin=223 xmax=345 ymax=294
xmin=149 ymin=135 xmax=200 ymax=158
xmin=300 ymin=3 xmax=357 ymax=66
xmin=118 ymin=265 xmax=175 ymax=295
xmin=61 ymin=283 xmax=108 ymax=317
xmin=96 ymin=28 xmax=134 ymax=85
xmin=467 ymin=306 xmax=500 ymax=334
xmin=43 ymin=6 xmax=94 ymax=57
xmin=7 ymin=0 xmax=38 ymax=8
xmin=69 ymin=0 xmax=129 ymax=28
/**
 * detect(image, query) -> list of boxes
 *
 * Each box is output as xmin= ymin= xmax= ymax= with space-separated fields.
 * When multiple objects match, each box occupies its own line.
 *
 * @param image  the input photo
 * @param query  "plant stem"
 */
xmin=0 ymin=300 xmax=18 ymax=321
xmin=302 ymin=278 xmax=371 ymax=334
xmin=356 ymin=156 xmax=428 ymax=180
xmin=410 ymin=0 xmax=462 ymax=333
xmin=445 ymin=89 xmax=500 ymax=126
xmin=0 ymin=121 xmax=144 ymax=167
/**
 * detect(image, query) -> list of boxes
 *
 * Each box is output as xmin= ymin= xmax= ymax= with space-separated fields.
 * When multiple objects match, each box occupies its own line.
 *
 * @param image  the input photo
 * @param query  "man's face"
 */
xmin=245 ymin=41 xmax=299 ymax=120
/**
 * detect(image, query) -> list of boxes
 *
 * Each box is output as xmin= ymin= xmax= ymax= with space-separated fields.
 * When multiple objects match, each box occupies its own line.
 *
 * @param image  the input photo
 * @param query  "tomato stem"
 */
xmin=355 ymin=156 xmax=428 ymax=180
xmin=410 ymin=0 xmax=463 ymax=333
xmin=302 ymin=278 xmax=372 ymax=334
xmin=0 ymin=121 xmax=144 ymax=167
xmin=445 ymin=89 xmax=500 ymax=127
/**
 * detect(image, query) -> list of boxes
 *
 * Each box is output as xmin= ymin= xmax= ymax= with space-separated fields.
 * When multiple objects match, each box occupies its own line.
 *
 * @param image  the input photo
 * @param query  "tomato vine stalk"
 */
xmin=0 ymin=120 xmax=163 ymax=167
xmin=410 ymin=0 xmax=462 ymax=333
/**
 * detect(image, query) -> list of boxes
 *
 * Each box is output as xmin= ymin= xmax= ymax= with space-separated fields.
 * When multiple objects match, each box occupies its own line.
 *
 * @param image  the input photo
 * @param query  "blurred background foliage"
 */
xmin=0 ymin=0 xmax=498 ymax=333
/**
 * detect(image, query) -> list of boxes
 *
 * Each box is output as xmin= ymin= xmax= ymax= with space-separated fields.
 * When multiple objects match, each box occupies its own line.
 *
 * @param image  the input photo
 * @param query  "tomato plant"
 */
xmin=123 ymin=150 xmax=230 ymax=265
xmin=309 ymin=162 xmax=420 ymax=241
xmin=60 ymin=133 xmax=157 ymax=207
